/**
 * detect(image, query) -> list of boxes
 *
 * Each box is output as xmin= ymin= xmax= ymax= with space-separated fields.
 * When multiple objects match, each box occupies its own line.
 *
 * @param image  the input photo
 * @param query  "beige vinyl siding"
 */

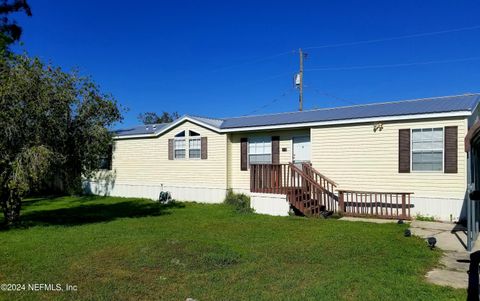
xmin=228 ymin=129 xmax=309 ymax=191
xmin=311 ymin=117 xmax=468 ymax=199
xmin=103 ymin=116 xmax=468 ymax=202
xmin=111 ymin=121 xmax=227 ymax=189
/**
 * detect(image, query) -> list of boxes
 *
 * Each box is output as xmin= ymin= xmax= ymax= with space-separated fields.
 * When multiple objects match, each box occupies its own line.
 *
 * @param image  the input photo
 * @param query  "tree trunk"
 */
xmin=1 ymin=190 xmax=21 ymax=226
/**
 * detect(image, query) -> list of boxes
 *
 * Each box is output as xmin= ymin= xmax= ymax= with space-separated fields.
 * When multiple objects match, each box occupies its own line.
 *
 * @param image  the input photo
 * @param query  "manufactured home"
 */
xmin=85 ymin=94 xmax=480 ymax=221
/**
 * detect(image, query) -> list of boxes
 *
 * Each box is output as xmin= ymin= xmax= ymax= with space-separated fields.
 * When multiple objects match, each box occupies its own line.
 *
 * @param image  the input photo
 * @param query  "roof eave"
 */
xmin=113 ymin=110 xmax=472 ymax=139
xmin=113 ymin=115 xmax=222 ymax=140
xmin=219 ymin=110 xmax=473 ymax=132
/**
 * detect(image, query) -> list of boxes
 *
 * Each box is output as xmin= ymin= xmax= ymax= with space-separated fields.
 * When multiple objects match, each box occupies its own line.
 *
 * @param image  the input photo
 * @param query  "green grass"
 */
xmin=0 ymin=196 xmax=464 ymax=300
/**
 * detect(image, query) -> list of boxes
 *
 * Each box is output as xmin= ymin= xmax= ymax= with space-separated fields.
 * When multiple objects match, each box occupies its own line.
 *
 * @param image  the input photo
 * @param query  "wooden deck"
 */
xmin=250 ymin=163 xmax=412 ymax=219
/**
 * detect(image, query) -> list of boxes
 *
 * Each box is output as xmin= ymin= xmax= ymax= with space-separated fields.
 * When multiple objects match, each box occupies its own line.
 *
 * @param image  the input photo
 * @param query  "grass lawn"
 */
xmin=0 ymin=196 xmax=464 ymax=300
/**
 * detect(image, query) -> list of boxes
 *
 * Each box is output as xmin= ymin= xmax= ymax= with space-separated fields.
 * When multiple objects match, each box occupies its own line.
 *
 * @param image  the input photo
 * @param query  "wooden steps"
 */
xmin=250 ymin=163 xmax=412 ymax=219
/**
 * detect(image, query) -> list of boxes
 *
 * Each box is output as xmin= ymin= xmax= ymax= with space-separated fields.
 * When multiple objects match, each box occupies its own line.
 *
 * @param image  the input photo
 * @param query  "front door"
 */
xmin=292 ymin=136 xmax=310 ymax=163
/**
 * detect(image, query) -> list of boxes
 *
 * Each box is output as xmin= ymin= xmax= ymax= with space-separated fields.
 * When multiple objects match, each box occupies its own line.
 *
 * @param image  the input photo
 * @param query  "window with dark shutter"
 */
xmin=248 ymin=137 xmax=272 ymax=164
xmin=398 ymin=129 xmax=410 ymax=173
xmin=272 ymin=136 xmax=280 ymax=164
xmin=412 ymin=128 xmax=443 ymax=171
xmin=189 ymin=138 xmax=201 ymax=159
xmin=188 ymin=130 xmax=201 ymax=159
xmin=201 ymin=137 xmax=208 ymax=160
xmin=241 ymin=138 xmax=248 ymax=171
xmin=444 ymin=126 xmax=458 ymax=173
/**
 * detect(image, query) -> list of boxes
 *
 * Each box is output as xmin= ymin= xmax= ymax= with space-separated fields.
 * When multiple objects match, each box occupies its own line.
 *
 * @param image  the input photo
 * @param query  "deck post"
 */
xmin=338 ymin=191 xmax=344 ymax=214
xmin=401 ymin=194 xmax=406 ymax=219
xmin=250 ymin=165 xmax=254 ymax=192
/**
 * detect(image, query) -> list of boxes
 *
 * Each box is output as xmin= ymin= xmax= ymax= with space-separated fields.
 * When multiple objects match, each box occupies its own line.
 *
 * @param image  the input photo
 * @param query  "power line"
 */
xmin=207 ymin=25 xmax=480 ymax=75
xmin=305 ymin=56 xmax=480 ymax=72
xmin=210 ymin=50 xmax=296 ymax=73
xmin=245 ymin=89 xmax=295 ymax=115
xmin=235 ymin=72 xmax=293 ymax=87
xmin=310 ymin=89 xmax=358 ymax=106
xmin=303 ymin=25 xmax=480 ymax=50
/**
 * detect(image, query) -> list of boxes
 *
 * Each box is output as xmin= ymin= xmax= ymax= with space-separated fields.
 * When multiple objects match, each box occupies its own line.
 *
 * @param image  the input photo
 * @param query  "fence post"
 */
xmin=338 ymin=191 xmax=344 ymax=214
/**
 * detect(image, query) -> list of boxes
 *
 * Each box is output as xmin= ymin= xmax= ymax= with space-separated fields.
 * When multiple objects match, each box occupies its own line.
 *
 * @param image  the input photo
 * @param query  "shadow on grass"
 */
xmin=0 ymin=196 xmax=185 ymax=230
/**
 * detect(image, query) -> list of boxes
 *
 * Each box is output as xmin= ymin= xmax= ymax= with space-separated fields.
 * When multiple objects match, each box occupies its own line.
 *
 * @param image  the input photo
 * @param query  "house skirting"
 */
xmin=83 ymin=181 xmax=227 ymax=204
xmin=83 ymin=181 xmax=465 ymax=222
xmin=411 ymin=196 xmax=466 ymax=222
xmin=250 ymin=193 xmax=290 ymax=216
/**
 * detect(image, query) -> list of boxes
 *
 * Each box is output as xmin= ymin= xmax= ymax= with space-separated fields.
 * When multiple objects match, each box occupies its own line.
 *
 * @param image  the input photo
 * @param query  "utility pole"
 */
xmin=298 ymin=48 xmax=305 ymax=111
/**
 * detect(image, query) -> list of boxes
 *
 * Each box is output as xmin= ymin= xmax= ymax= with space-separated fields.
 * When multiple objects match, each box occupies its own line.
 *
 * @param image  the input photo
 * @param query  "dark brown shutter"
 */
xmin=168 ymin=139 xmax=174 ymax=160
xmin=398 ymin=129 xmax=410 ymax=173
xmin=201 ymin=137 xmax=208 ymax=159
xmin=444 ymin=126 xmax=458 ymax=173
xmin=272 ymin=136 xmax=280 ymax=164
xmin=241 ymin=138 xmax=248 ymax=171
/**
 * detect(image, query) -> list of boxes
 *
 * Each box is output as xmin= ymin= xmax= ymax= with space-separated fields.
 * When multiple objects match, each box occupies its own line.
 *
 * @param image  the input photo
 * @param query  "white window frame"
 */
xmin=189 ymin=137 xmax=201 ymax=159
xmin=410 ymin=127 xmax=444 ymax=173
xmin=174 ymin=137 xmax=186 ymax=160
xmin=248 ymin=136 xmax=272 ymax=166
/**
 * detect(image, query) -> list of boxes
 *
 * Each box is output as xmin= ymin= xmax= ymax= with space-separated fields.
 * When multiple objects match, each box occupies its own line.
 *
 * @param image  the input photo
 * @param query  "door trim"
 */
xmin=292 ymin=135 xmax=311 ymax=163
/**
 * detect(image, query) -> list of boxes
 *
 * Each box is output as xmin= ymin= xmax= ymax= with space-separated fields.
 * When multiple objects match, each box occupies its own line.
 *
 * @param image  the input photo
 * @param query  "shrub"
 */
xmin=415 ymin=214 xmax=435 ymax=222
xmin=224 ymin=190 xmax=253 ymax=214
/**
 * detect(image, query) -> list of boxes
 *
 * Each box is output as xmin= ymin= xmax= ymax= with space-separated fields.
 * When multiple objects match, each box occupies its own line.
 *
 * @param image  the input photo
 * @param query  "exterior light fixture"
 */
xmin=373 ymin=122 xmax=384 ymax=132
xmin=397 ymin=219 xmax=404 ymax=224
xmin=427 ymin=237 xmax=437 ymax=249
xmin=404 ymin=229 xmax=411 ymax=237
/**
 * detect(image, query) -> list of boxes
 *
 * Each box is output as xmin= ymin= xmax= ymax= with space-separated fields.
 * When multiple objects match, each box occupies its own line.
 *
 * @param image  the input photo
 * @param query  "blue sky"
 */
xmin=12 ymin=1 xmax=480 ymax=127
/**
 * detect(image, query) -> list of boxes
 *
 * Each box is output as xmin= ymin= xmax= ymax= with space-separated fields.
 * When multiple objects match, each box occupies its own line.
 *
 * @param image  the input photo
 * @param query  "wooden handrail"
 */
xmin=249 ymin=163 xmax=291 ymax=195
xmin=289 ymin=163 xmax=325 ymax=190
xmin=249 ymin=164 xmax=413 ymax=219
xmin=250 ymin=163 xmax=338 ymax=215
xmin=302 ymin=162 xmax=338 ymax=187
xmin=337 ymin=190 xmax=412 ymax=219
xmin=287 ymin=163 xmax=338 ymax=214
xmin=337 ymin=189 xmax=413 ymax=195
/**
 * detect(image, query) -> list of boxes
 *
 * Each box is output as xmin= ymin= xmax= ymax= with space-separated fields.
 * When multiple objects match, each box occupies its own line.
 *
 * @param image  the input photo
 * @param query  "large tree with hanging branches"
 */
xmin=0 ymin=54 xmax=123 ymax=226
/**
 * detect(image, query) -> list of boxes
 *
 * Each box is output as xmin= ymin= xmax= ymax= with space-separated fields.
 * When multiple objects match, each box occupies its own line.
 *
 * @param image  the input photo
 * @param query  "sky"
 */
xmin=11 ymin=1 xmax=480 ymax=128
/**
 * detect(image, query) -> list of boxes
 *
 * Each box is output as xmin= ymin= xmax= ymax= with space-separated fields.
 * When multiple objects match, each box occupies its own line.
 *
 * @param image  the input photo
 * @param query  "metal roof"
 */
xmin=114 ymin=94 xmax=479 ymax=137
xmin=220 ymin=94 xmax=480 ymax=129
xmin=187 ymin=115 xmax=224 ymax=128
xmin=113 ymin=123 xmax=170 ymax=136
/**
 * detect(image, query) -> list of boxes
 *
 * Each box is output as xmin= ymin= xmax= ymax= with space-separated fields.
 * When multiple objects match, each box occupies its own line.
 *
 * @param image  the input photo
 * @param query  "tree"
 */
xmin=138 ymin=111 xmax=180 ymax=124
xmin=0 ymin=0 xmax=32 ymax=54
xmin=0 ymin=54 xmax=123 ymax=226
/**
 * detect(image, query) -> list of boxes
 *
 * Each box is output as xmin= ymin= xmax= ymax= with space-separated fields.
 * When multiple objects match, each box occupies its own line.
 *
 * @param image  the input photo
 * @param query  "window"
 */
xmin=249 ymin=137 xmax=272 ymax=164
xmin=412 ymin=128 xmax=443 ymax=171
xmin=174 ymin=138 xmax=185 ymax=159
xmin=189 ymin=138 xmax=201 ymax=159
xmin=189 ymin=130 xmax=200 ymax=137
xmin=99 ymin=145 xmax=112 ymax=170
xmin=173 ymin=131 xmax=186 ymax=159
xmin=170 ymin=130 xmax=206 ymax=160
